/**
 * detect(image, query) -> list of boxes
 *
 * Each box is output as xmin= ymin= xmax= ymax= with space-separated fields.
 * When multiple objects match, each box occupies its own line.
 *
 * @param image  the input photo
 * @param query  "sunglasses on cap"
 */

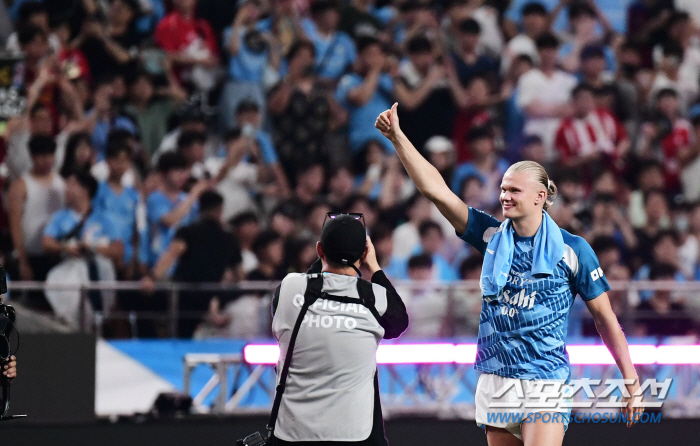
xmin=323 ymin=212 xmax=366 ymax=228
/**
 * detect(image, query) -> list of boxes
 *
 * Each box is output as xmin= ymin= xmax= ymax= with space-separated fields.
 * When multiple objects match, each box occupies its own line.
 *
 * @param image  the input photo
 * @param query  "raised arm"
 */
xmin=159 ymin=181 xmax=209 ymax=228
xmin=375 ymin=103 xmax=470 ymax=234
xmin=347 ymin=68 xmax=382 ymax=106
xmin=152 ymin=239 xmax=186 ymax=279
xmin=7 ymin=179 xmax=31 ymax=280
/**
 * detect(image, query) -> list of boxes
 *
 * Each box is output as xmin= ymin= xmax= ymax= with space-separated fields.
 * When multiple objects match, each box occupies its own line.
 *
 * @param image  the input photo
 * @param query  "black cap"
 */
xmin=320 ymin=215 xmax=366 ymax=266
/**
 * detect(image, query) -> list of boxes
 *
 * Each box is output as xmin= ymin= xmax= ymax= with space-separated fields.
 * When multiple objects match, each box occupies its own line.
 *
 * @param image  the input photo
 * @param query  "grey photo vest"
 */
xmin=271 ymin=272 xmax=389 ymax=442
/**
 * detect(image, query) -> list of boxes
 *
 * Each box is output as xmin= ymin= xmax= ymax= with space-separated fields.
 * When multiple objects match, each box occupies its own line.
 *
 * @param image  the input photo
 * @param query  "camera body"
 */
xmin=0 ymin=263 xmax=15 ymax=363
xmin=236 ymin=431 xmax=269 ymax=446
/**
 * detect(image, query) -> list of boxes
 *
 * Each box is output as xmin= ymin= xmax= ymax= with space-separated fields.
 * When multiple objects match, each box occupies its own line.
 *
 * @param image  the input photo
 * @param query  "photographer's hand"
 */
xmin=363 ymin=236 xmax=381 ymax=275
xmin=3 ymin=356 xmax=16 ymax=380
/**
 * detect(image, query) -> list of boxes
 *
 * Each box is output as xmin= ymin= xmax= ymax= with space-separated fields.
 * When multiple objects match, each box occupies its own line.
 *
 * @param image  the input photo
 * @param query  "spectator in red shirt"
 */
xmin=637 ymin=88 xmax=692 ymax=193
xmin=54 ymin=19 xmax=92 ymax=85
xmin=555 ymin=84 xmax=629 ymax=171
xmin=452 ymin=75 xmax=494 ymax=163
xmin=18 ymin=25 xmax=50 ymax=90
xmin=154 ymin=0 xmax=220 ymax=90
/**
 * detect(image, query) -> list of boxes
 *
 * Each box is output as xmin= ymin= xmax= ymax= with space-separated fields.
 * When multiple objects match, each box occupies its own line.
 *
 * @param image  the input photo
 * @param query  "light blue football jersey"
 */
xmin=460 ymin=208 xmax=610 ymax=381
xmin=92 ymin=182 xmax=141 ymax=263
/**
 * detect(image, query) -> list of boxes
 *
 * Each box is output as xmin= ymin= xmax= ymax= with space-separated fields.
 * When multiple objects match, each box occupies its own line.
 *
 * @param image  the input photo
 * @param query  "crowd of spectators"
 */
xmin=0 ymin=0 xmax=699 ymax=339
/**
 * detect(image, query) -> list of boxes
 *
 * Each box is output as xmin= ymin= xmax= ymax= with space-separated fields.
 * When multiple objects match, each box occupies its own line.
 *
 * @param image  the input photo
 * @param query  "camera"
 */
xmin=244 ymin=30 xmax=267 ymax=54
xmin=236 ymin=431 xmax=269 ymax=446
xmin=242 ymin=123 xmax=256 ymax=139
xmin=0 ymin=263 xmax=15 ymax=363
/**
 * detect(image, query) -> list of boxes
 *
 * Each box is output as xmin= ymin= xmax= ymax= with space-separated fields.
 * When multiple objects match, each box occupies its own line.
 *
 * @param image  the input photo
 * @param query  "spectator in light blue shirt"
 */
xmin=336 ymin=36 xmax=396 ymax=155
xmin=42 ymin=170 xmax=123 ymax=266
xmin=302 ymin=0 xmax=356 ymax=81
xmin=89 ymin=77 xmax=137 ymax=161
xmin=416 ymin=220 xmax=459 ymax=281
xmin=234 ymin=100 xmax=291 ymax=197
xmin=146 ymin=152 xmax=203 ymax=267
xmin=220 ymin=0 xmax=274 ymax=131
xmin=92 ymin=141 xmax=145 ymax=275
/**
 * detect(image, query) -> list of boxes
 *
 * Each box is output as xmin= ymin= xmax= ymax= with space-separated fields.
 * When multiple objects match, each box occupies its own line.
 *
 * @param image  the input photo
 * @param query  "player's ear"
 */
xmin=535 ymin=188 xmax=546 ymax=206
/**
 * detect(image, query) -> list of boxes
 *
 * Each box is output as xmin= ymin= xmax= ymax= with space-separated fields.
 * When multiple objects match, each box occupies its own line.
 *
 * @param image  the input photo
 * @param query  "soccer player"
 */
xmin=375 ymin=103 xmax=644 ymax=446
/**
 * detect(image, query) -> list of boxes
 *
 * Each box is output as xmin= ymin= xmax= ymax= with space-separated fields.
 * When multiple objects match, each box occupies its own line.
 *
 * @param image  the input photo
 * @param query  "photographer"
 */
xmin=1 ymin=263 xmax=19 ymax=406
xmin=269 ymin=213 xmax=408 ymax=445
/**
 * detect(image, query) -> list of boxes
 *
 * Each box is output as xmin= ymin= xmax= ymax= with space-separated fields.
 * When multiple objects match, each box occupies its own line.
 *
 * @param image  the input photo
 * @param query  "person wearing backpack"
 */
xmin=267 ymin=212 xmax=409 ymax=446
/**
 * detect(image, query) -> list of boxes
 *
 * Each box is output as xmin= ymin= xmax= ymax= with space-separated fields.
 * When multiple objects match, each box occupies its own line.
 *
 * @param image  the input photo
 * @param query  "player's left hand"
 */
xmin=3 ymin=356 xmax=16 ymax=380
xmin=622 ymin=376 xmax=644 ymax=427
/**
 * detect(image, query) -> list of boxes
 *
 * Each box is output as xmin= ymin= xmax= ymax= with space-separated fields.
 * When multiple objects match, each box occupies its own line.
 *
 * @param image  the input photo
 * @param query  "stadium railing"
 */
xmin=6 ymin=280 xmax=700 ymax=337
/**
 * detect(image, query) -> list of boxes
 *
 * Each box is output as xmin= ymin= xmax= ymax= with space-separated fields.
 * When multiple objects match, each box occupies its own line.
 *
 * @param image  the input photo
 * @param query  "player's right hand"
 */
xmin=375 ymin=103 xmax=401 ymax=141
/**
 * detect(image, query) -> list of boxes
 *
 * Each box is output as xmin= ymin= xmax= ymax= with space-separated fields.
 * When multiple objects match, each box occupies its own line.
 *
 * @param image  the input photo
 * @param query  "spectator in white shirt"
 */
xmin=651 ymin=13 xmax=700 ymax=109
xmin=502 ymin=2 xmax=548 ymax=76
xmin=517 ymin=32 xmax=577 ymax=161
xmin=392 ymin=192 xmax=432 ymax=260
xmin=649 ymin=39 xmax=698 ymax=111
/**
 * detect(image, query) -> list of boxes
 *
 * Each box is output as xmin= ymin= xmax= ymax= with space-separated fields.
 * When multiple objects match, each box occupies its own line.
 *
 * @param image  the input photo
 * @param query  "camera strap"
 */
xmin=265 ymin=273 xmax=379 ymax=439
xmin=57 ymin=210 xmax=91 ymax=243
xmin=266 ymin=274 xmax=323 ymax=437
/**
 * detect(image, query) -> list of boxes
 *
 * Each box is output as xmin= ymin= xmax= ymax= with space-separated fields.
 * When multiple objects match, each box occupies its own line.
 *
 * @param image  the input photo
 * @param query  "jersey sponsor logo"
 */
xmin=590 ymin=267 xmax=604 ymax=281
xmin=505 ymin=271 xmax=533 ymax=286
xmin=499 ymin=288 xmax=536 ymax=317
